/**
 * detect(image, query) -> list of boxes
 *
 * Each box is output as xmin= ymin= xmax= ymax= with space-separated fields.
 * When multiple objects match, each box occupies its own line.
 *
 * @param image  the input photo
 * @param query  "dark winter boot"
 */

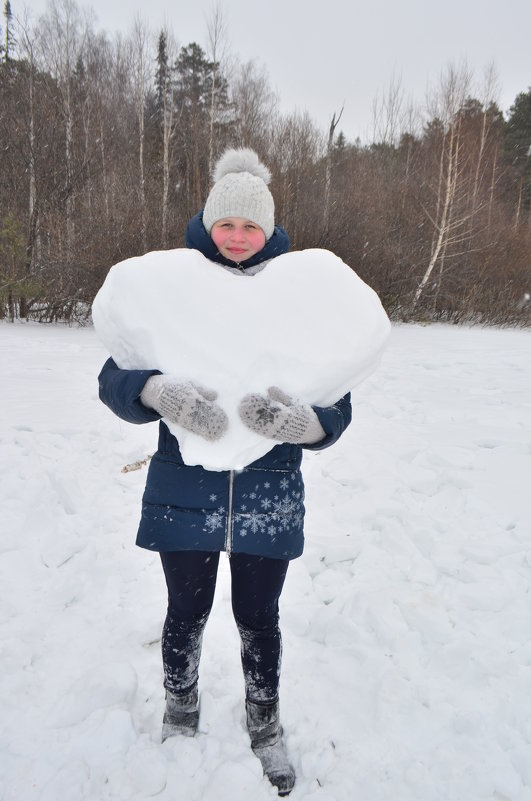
xmin=161 ymin=684 xmax=199 ymax=741
xmin=246 ymin=699 xmax=295 ymax=797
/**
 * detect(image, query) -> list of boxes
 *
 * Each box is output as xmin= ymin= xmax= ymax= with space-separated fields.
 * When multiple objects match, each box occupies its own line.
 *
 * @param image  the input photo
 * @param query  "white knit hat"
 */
xmin=203 ymin=148 xmax=275 ymax=240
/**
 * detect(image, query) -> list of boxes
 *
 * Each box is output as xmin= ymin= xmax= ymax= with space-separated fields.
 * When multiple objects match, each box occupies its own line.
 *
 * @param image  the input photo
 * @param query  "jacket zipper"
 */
xmin=225 ymin=470 xmax=234 ymax=557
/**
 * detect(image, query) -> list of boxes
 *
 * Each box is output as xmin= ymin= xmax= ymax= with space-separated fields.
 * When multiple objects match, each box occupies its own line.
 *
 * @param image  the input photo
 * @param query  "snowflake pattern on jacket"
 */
xmin=195 ymin=467 xmax=306 ymax=557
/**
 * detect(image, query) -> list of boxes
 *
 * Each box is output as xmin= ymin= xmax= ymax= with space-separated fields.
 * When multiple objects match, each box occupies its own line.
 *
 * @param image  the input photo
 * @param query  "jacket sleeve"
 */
xmin=304 ymin=392 xmax=352 ymax=451
xmin=98 ymin=357 xmax=162 ymax=425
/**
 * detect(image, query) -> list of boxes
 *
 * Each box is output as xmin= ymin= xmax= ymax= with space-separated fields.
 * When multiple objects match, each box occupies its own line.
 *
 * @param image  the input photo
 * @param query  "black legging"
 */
xmin=159 ymin=550 xmax=289 ymax=703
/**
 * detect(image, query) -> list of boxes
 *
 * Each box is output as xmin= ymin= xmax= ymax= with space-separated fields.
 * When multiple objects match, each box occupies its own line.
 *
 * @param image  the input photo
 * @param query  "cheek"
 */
xmin=249 ymin=231 xmax=266 ymax=251
xmin=210 ymin=228 xmax=228 ymax=250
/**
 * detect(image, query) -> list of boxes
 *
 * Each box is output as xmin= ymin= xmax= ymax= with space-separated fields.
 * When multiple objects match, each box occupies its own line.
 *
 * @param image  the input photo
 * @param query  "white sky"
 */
xmin=18 ymin=0 xmax=531 ymax=142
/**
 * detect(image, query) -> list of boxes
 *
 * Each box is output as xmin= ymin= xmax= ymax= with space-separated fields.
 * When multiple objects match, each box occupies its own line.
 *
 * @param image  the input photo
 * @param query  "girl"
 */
xmin=98 ymin=149 xmax=352 ymax=796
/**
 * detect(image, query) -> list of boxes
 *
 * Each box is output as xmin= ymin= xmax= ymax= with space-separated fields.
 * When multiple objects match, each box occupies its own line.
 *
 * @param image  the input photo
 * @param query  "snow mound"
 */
xmin=92 ymin=248 xmax=390 ymax=469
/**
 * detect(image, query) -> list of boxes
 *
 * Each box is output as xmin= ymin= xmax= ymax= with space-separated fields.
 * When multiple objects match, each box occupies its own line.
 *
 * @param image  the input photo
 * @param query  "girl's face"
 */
xmin=210 ymin=217 xmax=266 ymax=262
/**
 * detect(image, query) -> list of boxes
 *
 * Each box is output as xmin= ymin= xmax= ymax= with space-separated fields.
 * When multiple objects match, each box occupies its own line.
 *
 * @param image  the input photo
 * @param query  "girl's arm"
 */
xmin=304 ymin=392 xmax=352 ymax=451
xmin=98 ymin=357 xmax=162 ymax=425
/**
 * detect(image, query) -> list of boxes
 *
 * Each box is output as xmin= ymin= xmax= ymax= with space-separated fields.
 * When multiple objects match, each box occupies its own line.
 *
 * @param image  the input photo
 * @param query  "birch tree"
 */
xmin=230 ymin=60 xmax=278 ymax=152
xmin=470 ymin=64 xmax=500 ymax=221
xmin=411 ymin=65 xmax=473 ymax=312
xmin=130 ymin=17 xmax=150 ymax=253
xmin=372 ymin=76 xmax=405 ymax=147
xmin=38 ymin=0 xmax=87 ymax=261
xmin=15 ymin=13 xmax=40 ymax=314
xmin=269 ymin=111 xmax=325 ymax=247
xmin=323 ymin=106 xmax=343 ymax=238
xmin=206 ymin=4 xmax=227 ymax=177
xmin=86 ymin=33 xmax=115 ymax=238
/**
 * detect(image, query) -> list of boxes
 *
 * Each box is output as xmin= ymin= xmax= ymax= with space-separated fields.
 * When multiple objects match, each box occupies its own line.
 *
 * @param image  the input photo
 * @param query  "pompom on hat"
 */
xmin=203 ymin=148 xmax=275 ymax=240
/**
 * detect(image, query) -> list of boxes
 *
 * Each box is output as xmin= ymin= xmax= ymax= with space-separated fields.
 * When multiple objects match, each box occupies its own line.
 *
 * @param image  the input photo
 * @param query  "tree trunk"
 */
xmin=132 ymin=20 xmax=149 ymax=253
xmin=206 ymin=5 xmax=225 ymax=177
xmin=98 ymin=110 xmax=111 ymax=232
xmin=161 ymin=95 xmax=173 ymax=248
xmin=412 ymin=66 xmax=470 ymax=314
xmin=323 ymin=108 xmax=343 ymax=238
xmin=514 ymin=177 xmax=523 ymax=230
xmin=412 ymin=124 xmax=457 ymax=311
xmin=488 ymin=148 xmax=498 ymax=231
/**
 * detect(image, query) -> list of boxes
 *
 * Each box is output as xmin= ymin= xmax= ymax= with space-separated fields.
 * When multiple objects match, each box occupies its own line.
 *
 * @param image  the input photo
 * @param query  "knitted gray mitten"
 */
xmin=141 ymin=375 xmax=228 ymax=441
xmin=238 ymin=386 xmax=325 ymax=445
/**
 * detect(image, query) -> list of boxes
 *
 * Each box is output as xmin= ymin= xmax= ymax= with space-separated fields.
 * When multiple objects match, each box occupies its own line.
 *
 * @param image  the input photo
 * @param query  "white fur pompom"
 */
xmin=213 ymin=148 xmax=271 ymax=185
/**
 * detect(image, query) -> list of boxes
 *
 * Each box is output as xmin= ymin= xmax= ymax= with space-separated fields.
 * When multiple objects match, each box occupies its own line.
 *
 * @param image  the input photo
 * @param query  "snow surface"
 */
xmin=1 ymin=321 xmax=530 ymax=801
xmin=91 ymin=248 xmax=390 ymax=469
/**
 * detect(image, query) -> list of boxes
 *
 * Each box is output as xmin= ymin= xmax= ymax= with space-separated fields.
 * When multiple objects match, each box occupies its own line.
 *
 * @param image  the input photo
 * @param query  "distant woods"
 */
xmin=0 ymin=0 xmax=530 ymax=325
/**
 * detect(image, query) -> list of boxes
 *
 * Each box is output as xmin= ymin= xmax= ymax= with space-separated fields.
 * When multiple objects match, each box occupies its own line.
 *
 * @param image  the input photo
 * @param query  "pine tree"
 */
xmin=155 ymin=30 xmax=168 ymax=120
xmin=174 ymin=42 xmax=230 ymax=213
xmin=504 ymin=88 xmax=531 ymax=217
xmin=4 ymin=0 xmax=14 ymax=61
xmin=155 ymin=29 xmax=174 ymax=246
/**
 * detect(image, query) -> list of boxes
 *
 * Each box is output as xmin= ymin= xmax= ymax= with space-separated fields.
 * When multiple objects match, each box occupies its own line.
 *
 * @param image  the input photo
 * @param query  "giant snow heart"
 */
xmin=92 ymin=248 xmax=390 ymax=470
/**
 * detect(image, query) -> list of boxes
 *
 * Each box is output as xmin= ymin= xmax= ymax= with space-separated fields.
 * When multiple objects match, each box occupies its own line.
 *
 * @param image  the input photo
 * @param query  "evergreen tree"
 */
xmin=175 ymin=42 xmax=212 ymax=110
xmin=504 ymin=88 xmax=531 ymax=211
xmin=73 ymin=53 xmax=86 ymax=83
xmin=155 ymin=30 xmax=168 ymax=120
xmin=173 ymin=42 xmax=230 ymax=213
xmin=3 ymin=0 xmax=14 ymax=61
xmin=154 ymin=29 xmax=176 ymax=247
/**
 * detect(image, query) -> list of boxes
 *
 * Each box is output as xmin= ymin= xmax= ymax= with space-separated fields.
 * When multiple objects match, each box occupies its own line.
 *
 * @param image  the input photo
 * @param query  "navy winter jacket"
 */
xmin=98 ymin=215 xmax=352 ymax=559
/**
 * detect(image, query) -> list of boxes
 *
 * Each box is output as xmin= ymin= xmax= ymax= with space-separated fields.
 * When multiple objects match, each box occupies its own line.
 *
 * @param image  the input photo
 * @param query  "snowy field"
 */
xmin=1 ymin=321 xmax=530 ymax=801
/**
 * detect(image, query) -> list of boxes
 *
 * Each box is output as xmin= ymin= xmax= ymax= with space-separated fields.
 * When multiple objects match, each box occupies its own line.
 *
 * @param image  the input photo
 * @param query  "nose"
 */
xmin=229 ymin=226 xmax=245 ymax=242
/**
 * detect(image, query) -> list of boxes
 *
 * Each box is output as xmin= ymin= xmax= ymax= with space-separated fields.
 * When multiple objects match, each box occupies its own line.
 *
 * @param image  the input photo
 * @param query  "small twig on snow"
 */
xmin=121 ymin=455 xmax=152 ymax=473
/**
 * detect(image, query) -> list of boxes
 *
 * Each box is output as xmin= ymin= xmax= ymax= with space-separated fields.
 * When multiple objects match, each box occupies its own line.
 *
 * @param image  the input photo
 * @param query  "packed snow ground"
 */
xmin=1 ymin=322 xmax=530 ymax=801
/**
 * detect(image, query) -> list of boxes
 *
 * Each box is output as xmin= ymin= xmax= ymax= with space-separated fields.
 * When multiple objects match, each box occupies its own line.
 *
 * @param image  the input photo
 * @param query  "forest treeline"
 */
xmin=0 ymin=0 xmax=530 ymax=325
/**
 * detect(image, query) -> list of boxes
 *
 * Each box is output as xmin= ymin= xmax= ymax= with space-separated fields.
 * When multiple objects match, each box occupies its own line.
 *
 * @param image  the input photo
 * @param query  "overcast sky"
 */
xmin=19 ymin=0 xmax=531 ymax=142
